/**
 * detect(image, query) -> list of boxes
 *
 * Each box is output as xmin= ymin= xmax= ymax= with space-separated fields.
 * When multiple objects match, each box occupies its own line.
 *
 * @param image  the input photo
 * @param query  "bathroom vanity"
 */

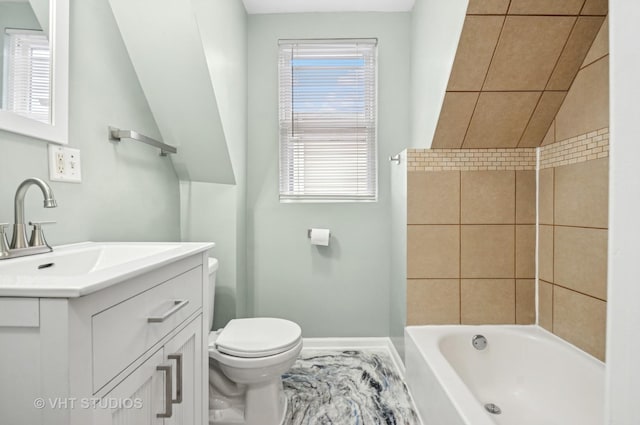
xmin=0 ymin=242 xmax=212 ymax=425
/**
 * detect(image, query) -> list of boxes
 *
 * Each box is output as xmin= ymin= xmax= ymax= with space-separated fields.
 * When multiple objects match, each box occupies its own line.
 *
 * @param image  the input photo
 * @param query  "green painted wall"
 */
xmin=247 ymin=12 xmax=411 ymax=337
xmin=0 ymin=0 xmax=180 ymax=244
xmin=390 ymin=149 xmax=407 ymax=358
xmin=107 ymin=0 xmax=236 ymax=185
xmin=180 ymin=0 xmax=248 ymax=331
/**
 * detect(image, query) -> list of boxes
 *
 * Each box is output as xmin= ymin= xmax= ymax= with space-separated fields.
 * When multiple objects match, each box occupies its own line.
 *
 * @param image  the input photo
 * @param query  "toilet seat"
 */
xmin=214 ymin=318 xmax=302 ymax=358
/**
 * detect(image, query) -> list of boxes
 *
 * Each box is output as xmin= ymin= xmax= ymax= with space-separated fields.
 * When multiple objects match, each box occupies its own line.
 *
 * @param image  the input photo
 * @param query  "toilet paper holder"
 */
xmin=307 ymin=229 xmax=331 ymax=239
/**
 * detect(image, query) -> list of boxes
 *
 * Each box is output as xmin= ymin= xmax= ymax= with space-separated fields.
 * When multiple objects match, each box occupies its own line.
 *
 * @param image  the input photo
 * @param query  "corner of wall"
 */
xmin=410 ymin=0 xmax=469 ymax=149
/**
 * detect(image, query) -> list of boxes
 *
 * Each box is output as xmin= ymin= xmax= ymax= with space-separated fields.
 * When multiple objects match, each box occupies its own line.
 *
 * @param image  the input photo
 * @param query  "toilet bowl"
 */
xmin=207 ymin=258 xmax=302 ymax=425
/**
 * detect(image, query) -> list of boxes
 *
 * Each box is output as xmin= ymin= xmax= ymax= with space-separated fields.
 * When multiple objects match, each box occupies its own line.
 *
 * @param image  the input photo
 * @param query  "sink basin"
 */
xmin=0 ymin=244 xmax=178 ymax=276
xmin=0 ymin=241 xmax=213 ymax=297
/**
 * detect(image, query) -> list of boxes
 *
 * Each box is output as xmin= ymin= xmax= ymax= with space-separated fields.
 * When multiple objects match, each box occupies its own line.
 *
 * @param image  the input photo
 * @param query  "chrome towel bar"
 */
xmin=109 ymin=126 xmax=177 ymax=156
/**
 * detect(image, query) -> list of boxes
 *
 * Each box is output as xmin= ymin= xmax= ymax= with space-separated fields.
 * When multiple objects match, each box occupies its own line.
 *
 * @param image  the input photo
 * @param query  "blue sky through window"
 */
xmin=291 ymin=57 xmax=366 ymax=114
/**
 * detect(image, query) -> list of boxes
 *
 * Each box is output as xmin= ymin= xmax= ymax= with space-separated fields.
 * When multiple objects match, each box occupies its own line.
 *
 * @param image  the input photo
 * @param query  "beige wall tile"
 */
xmin=539 ymin=168 xmax=554 ymax=225
xmin=581 ymin=0 xmax=608 ymax=16
xmin=546 ymin=17 xmax=605 ymax=91
xmin=516 ymin=279 xmax=535 ymax=325
xmin=553 ymin=286 xmax=607 ymax=360
xmin=516 ymin=170 xmax=536 ymax=224
xmin=483 ymin=17 xmax=575 ymax=91
xmin=555 ymin=158 xmax=609 ymax=228
xmin=407 ymin=279 xmax=460 ymax=325
xmin=555 ymin=226 xmax=608 ymax=300
xmin=432 ymin=92 xmax=479 ymax=149
xmin=539 ymin=225 xmax=554 ymax=282
xmin=582 ymin=17 xmax=608 ymax=67
xmin=541 ymin=121 xmax=555 ymax=146
xmin=516 ymin=225 xmax=536 ymax=279
xmin=467 ymin=0 xmax=510 ymax=14
xmin=539 ymin=280 xmax=554 ymax=331
xmin=463 ymin=92 xmax=540 ymax=148
xmin=508 ymin=0 xmax=586 ymax=15
xmin=447 ymin=16 xmax=504 ymax=92
xmin=461 ymin=279 xmax=516 ymax=324
xmin=408 ymin=171 xmax=460 ymax=224
xmin=519 ymin=92 xmax=567 ymax=147
xmin=461 ymin=225 xmax=515 ymax=278
xmin=555 ymin=56 xmax=609 ymax=141
xmin=408 ymin=225 xmax=460 ymax=279
xmin=461 ymin=171 xmax=515 ymax=224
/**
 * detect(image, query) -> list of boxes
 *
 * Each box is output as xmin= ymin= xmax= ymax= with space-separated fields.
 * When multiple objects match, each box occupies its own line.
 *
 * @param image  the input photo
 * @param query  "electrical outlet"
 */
xmin=56 ymin=152 xmax=65 ymax=174
xmin=48 ymin=145 xmax=82 ymax=183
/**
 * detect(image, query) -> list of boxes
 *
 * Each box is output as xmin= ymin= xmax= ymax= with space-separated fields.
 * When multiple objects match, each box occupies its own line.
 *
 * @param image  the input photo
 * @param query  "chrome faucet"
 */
xmin=0 ymin=178 xmax=58 ymax=259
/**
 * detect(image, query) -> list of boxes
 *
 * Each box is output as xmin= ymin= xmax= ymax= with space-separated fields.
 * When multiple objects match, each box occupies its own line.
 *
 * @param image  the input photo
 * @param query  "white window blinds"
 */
xmin=278 ymin=39 xmax=378 ymax=202
xmin=3 ymin=29 xmax=51 ymax=123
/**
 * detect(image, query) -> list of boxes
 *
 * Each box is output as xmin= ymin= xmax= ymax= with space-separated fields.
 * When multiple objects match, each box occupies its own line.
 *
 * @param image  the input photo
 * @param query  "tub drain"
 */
xmin=484 ymin=403 xmax=502 ymax=415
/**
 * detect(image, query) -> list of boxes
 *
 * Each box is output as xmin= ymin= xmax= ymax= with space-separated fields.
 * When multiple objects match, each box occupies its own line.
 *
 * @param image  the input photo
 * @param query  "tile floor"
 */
xmin=282 ymin=349 xmax=421 ymax=425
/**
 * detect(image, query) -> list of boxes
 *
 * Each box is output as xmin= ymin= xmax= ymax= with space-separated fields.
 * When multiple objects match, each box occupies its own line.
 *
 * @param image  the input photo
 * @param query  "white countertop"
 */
xmin=0 ymin=241 xmax=214 ymax=298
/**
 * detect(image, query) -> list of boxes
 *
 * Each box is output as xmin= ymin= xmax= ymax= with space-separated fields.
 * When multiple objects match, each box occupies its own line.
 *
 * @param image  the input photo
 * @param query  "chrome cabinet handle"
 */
xmin=168 ymin=354 xmax=183 ymax=404
xmin=147 ymin=300 xmax=189 ymax=323
xmin=156 ymin=364 xmax=173 ymax=418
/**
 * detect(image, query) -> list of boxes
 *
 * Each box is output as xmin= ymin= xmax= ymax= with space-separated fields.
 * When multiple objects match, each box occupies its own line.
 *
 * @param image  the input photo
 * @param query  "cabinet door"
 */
xmin=93 ymin=348 xmax=166 ymax=425
xmin=164 ymin=317 xmax=203 ymax=425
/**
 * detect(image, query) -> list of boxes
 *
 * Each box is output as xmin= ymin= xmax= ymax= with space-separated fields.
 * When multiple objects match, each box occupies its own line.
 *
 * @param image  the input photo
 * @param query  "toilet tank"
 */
xmin=207 ymin=258 xmax=219 ymax=332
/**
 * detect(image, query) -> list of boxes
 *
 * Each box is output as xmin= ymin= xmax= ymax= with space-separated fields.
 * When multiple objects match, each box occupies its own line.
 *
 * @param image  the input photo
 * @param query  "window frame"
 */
xmin=278 ymin=38 xmax=379 ymax=203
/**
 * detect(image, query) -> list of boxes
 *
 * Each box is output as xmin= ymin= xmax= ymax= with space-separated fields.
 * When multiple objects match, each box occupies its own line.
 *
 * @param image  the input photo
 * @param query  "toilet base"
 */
xmin=209 ymin=398 xmax=287 ymax=425
xmin=209 ymin=378 xmax=287 ymax=425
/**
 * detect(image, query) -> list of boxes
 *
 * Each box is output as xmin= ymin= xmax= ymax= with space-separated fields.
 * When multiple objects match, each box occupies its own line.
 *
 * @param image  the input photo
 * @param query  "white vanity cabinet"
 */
xmin=94 ymin=318 xmax=202 ymax=425
xmin=0 ymin=246 xmax=210 ymax=425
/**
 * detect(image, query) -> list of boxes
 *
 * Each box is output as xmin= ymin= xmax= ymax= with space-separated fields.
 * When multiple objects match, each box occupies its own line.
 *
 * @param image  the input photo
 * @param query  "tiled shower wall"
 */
xmin=404 ymin=16 xmax=609 ymax=361
xmin=537 ymin=17 xmax=609 ymax=360
xmin=432 ymin=0 xmax=606 ymax=149
xmin=538 ymin=131 xmax=609 ymax=360
xmin=406 ymin=149 xmax=537 ymax=325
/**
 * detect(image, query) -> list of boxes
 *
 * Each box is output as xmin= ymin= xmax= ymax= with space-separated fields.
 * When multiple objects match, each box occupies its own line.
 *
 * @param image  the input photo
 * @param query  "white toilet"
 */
xmin=207 ymin=258 xmax=302 ymax=425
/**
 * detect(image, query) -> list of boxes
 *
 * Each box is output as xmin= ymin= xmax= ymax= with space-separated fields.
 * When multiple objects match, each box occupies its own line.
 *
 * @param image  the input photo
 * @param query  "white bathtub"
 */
xmin=405 ymin=325 xmax=604 ymax=425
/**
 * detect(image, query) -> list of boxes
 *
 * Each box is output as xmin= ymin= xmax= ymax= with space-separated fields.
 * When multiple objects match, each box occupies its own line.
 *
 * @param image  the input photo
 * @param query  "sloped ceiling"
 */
xmin=108 ymin=0 xmax=235 ymax=184
xmin=432 ymin=0 xmax=607 ymax=149
xmin=28 ymin=0 xmax=48 ymax=34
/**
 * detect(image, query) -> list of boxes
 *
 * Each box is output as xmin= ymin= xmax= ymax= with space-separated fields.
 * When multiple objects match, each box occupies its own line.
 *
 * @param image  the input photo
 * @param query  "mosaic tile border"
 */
xmin=406 ymin=127 xmax=609 ymax=171
xmin=407 ymin=148 xmax=537 ymax=171
xmin=540 ymin=127 xmax=609 ymax=169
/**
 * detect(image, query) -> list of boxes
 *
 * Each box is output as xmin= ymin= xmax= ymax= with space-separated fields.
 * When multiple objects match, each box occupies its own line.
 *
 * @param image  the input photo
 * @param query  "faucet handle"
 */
xmin=0 ymin=224 xmax=10 ymax=257
xmin=28 ymin=221 xmax=55 ymax=248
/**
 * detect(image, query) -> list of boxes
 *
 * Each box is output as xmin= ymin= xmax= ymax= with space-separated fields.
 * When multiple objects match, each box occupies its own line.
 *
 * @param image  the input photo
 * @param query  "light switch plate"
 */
xmin=48 ymin=145 xmax=82 ymax=183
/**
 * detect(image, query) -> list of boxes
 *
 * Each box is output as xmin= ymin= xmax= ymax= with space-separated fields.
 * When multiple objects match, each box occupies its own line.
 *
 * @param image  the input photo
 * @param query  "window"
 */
xmin=3 ymin=29 xmax=51 ymax=123
xmin=278 ymin=39 xmax=378 ymax=202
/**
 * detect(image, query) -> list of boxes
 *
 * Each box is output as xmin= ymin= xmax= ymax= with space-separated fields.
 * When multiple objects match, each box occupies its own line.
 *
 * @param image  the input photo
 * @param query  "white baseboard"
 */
xmin=302 ymin=337 xmax=390 ymax=349
xmin=386 ymin=339 xmax=406 ymax=376
xmin=301 ymin=337 xmax=406 ymax=376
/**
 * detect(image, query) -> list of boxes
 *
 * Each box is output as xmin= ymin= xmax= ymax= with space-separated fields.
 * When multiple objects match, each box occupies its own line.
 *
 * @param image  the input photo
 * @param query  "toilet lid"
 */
xmin=215 ymin=318 xmax=302 ymax=358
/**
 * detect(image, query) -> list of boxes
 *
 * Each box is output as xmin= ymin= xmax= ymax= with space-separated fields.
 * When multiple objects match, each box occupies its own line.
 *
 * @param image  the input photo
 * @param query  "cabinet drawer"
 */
xmin=92 ymin=267 xmax=202 ymax=393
